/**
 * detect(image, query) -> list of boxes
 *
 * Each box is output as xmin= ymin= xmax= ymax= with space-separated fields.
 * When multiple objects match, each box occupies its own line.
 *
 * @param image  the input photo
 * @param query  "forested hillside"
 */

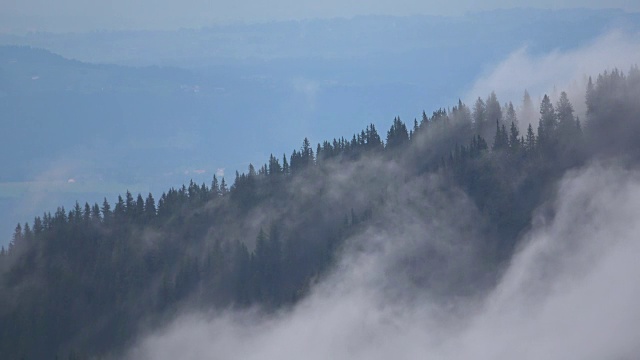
xmin=1 ymin=67 xmax=639 ymax=359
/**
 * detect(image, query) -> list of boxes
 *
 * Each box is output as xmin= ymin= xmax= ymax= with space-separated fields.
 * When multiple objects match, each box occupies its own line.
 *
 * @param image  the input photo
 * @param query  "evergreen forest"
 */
xmin=1 ymin=67 xmax=640 ymax=359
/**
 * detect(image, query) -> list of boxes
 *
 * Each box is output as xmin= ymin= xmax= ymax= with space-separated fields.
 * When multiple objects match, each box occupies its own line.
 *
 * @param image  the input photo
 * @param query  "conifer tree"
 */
xmin=10 ymin=223 xmax=22 ymax=253
xmin=73 ymin=202 xmax=82 ymax=224
xmin=492 ymin=120 xmax=508 ymax=150
xmin=125 ymin=191 xmax=135 ymax=214
xmin=486 ymin=92 xmax=503 ymax=127
xmin=135 ymin=194 xmax=145 ymax=219
xmin=520 ymin=90 xmax=536 ymax=127
xmin=220 ymin=178 xmax=229 ymax=195
xmin=473 ymin=97 xmax=487 ymax=136
xmin=23 ymin=223 xmax=32 ymax=241
xmin=452 ymin=99 xmax=473 ymax=137
xmin=421 ymin=110 xmax=429 ymax=128
xmin=505 ymin=101 xmax=518 ymax=129
xmin=556 ymin=91 xmax=576 ymax=141
xmin=82 ymin=202 xmax=91 ymax=223
xmin=211 ymin=175 xmax=220 ymax=197
xmin=509 ymin=122 xmax=520 ymax=153
xmin=268 ymin=154 xmax=282 ymax=175
xmin=300 ymin=138 xmax=314 ymax=167
xmin=33 ymin=216 xmax=43 ymax=234
xmin=101 ymin=198 xmax=112 ymax=222
xmin=114 ymin=195 xmax=126 ymax=219
xmin=91 ymin=203 xmax=101 ymax=222
xmin=526 ymin=123 xmax=536 ymax=153
xmin=145 ymin=193 xmax=156 ymax=220
xmin=386 ymin=117 xmax=409 ymax=148
xmin=282 ymin=154 xmax=290 ymax=175
xmin=537 ymin=94 xmax=556 ymax=148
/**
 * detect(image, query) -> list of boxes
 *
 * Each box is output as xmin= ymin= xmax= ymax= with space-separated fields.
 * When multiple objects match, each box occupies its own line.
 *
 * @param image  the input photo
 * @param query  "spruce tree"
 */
xmin=526 ymin=123 xmax=536 ymax=153
xmin=83 ymin=202 xmax=91 ymax=223
xmin=135 ymin=194 xmax=145 ymax=219
xmin=556 ymin=91 xmax=576 ymax=142
xmin=101 ymin=198 xmax=112 ymax=222
xmin=220 ymin=178 xmax=229 ymax=195
xmin=505 ymin=101 xmax=518 ymax=129
xmin=386 ymin=117 xmax=409 ymax=148
xmin=520 ymin=90 xmax=536 ymax=127
xmin=91 ymin=203 xmax=101 ymax=222
xmin=509 ymin=122 xmax=520 ymax=153
xmin=485 ymin=92 xmax=503 ymax=128
xmin=145 ymin=193 xmax=156 ymax=220
xmin=211 ymin=175 xmax=220 ymax=197
xmin=537 ymin=94 xmax=556 ymax=149
xmin=473 ymin=97 xmax=487 ymax=136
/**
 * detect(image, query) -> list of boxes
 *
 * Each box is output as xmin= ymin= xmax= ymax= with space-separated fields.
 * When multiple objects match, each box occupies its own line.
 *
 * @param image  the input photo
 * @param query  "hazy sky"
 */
xmin=2 ymin=0 xmax=640 ymax=32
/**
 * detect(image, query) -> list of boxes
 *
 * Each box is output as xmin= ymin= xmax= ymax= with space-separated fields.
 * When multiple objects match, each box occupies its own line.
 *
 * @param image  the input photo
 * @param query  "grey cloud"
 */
xmin=126 ymin=161 xmax=640 ymax=359
xmin=466 ymin=30 xmax=640 ymax=129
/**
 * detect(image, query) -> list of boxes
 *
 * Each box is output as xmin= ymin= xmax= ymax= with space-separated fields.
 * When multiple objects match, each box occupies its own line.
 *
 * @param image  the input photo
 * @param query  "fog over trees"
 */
xmin=1 ymin=66 xmax=640 ymax=359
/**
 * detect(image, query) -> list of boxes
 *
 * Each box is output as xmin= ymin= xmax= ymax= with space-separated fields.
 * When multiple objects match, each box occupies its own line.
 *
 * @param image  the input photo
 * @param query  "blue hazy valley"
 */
xmin=1 ymin=8 xmax=639 ymax=245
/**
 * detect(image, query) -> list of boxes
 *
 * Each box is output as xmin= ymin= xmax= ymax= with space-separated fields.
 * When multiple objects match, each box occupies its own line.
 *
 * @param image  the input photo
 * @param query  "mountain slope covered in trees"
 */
xmin=1 ymin=67 xmax=639 ymax=359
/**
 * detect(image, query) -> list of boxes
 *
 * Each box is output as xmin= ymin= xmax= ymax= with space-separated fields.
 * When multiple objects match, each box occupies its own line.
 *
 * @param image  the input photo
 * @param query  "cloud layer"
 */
xmin=127 ymin=160 xmax=640 ymax=360
xmin=467 ymin=30 xmax=640 ymax=126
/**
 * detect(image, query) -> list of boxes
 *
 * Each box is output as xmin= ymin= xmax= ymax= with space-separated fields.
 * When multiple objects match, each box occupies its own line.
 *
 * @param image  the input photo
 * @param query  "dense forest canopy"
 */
xmin=1 ymin=66 xmax=639 ymax=359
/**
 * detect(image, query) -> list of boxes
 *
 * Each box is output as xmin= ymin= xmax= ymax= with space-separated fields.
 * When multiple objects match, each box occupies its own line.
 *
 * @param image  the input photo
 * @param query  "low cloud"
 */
xmin=467 ymin=30 xmax=640 ymax=124
xmin=291 ymin=77 xmax=322 ymax=110
xmin=127 ymin=161 xmax=640 ymax=359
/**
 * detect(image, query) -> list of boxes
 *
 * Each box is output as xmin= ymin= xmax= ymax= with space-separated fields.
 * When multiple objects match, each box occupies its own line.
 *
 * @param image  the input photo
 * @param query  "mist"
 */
xmin=124 ymin=154 xmax=640 ymax=360
xmin=2 ymin=10 xmax=640 ymax=248
xmin=3 ymin=4 xmax=640 ymax=357
xmin=467 ymin=30 xmax=640 ymax=129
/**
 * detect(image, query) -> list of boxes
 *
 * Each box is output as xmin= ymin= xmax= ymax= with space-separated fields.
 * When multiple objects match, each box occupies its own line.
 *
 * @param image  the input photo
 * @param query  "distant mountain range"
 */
xmin=2 ymin=9 xmax=639 ymax=67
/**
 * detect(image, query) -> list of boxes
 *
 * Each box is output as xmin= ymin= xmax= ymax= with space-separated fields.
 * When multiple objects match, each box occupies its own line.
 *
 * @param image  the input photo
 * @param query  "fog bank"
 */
xmin=468 ymin=30 xmax=640 ymax=128
xmin=127 ymin=161 xmax=640 ymax=359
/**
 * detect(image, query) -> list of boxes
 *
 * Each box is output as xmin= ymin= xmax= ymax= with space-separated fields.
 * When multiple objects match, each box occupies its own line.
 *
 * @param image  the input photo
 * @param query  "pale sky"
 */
xmin=1 ymin=0 xmax=639 ymax=32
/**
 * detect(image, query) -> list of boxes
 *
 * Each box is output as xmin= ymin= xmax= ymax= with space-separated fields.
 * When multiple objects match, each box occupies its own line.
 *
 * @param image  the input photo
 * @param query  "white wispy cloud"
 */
xmin=467 ymin=30 xmax=640 ymax=125
xmin=127 ymin=161 xmax=640 ymax=360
